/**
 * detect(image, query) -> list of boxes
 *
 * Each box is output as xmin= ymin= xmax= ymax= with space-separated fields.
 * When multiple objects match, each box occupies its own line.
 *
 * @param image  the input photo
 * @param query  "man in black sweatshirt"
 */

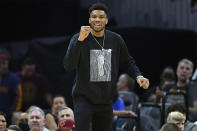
xmin=64 ymin=3 xmax=149 ymax=131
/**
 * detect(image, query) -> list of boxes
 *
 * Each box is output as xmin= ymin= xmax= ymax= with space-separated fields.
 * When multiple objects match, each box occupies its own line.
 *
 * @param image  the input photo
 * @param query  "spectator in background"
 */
xmin=163 ymin=59 xmax=193 ymax=93
xmin=57 ymin=106 xmax=75 ymax=131
xmin=45 ymin=95 xmax=67 ymax=130
xmin=161 ymin=123 xmax=179 ymax=131
xmin=112 ymin=90 xmax=137 ymax=128
xmin=163 ymin=58 xmax=197 ymax=121
xmin=116 ymin=73 xmax=136 ymax=91
xmin=145 ymin=66 xmax=176 ymax=104
xmin=0 ymin=49 xmax=22 ymax=123
xmin=116 ymin=74 xmax=139 ymax=111
xmin=16 ymin=57 xmax=52 ymax=111
xmin=28 ymin=107 xmax=50 ymax=131
xmin=159 ymin=66 xmax=176 ymax=90
xmin=0 ymin=112 xmax=7 ymax=131
xmin=167 ymin=111 xmax=185 ymax=131
xmin=16 ymin=112 xmax=29 ymax=131
xmin=167 ymin=103 xmax=197 ymax=131
xmin=58 ymin=107 xmax=74 ymax=121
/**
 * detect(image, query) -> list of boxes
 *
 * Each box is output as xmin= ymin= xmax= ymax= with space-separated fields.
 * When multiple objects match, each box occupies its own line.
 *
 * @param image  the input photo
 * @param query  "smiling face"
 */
xmin=0 ymin=115 xmax=7 ymax=131
xmin=89 ymin=10 xmax=108 ymax=33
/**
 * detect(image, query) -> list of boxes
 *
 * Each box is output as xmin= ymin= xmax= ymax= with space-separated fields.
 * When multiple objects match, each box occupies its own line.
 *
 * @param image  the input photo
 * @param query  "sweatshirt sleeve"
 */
xmin=64 ymin=33 xmax=82 ymax=72
xmin=119 ymin=35 xmax=142 ymax=79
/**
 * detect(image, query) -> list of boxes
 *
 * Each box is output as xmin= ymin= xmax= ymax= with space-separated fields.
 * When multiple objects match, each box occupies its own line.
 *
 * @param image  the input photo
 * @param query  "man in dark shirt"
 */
xmin=64 ymin=3 xmax=149 ymax=131
xmin=163 ymin=59 xmax=193 ymax=93
xmin=163 ymin=58 xmax=197 ymax=121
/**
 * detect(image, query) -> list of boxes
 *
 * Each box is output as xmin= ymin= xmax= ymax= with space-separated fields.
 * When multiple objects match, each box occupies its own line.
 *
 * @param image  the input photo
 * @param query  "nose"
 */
xmin=95 ymin=17 xmax=101 ymax=21
xmin=32 ymin=118 xmax=38 ymax=122
xmin=57 ymin=103 xmax=63 ymax=107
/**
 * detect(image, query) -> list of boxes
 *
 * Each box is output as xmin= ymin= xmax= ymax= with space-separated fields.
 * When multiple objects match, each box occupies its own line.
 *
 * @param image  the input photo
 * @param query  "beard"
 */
xmin=90 ymin=24 xmax=105 ymax=32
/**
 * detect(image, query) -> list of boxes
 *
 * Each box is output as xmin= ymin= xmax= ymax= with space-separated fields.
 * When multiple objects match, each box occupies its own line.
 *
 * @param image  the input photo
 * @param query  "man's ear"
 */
xmin=89 ymin=18 xmax=91 ymax=24
xmin=105 ymin=18 xmax=108 ymax=24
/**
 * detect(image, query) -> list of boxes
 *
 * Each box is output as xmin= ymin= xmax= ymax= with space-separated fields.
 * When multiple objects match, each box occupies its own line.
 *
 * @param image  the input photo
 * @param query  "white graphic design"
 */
xmin=90 ymin=49 xmax=111 ymax=82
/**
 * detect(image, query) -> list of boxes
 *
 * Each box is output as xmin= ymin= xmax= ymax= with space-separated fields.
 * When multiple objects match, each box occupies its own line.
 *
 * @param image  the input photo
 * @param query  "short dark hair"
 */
xmin=22 ymin=57 xmax=36 ymax=66
xmin=0 ymin=111 xmax=7 ymax=119
xmin=167 ymin=103 xmax=187 ymax=115
xmin=89 ymin=3 xmax=108 ymax=16
xmin=8 ymin=125 xmax=22 ymax=131
xmin=53 ymin=95 xmax=67 ymax=104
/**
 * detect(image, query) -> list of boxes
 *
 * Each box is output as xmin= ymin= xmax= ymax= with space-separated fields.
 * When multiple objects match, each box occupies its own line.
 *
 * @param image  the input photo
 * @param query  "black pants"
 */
xmin=73 ymin=97 xmax=113 ymax=131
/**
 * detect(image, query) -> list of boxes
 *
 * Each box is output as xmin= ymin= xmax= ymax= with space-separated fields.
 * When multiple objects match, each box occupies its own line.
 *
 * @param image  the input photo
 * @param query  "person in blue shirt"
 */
xmin=0 ymin=49 xmax=22 ymax=123
xmin=112 ymin=90 xmax=137 ymax=128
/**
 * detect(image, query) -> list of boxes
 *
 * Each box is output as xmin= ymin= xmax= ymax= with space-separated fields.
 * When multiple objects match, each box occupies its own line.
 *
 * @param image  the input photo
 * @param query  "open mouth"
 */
xmin=93 ymin=24 xmax=102 ymax=29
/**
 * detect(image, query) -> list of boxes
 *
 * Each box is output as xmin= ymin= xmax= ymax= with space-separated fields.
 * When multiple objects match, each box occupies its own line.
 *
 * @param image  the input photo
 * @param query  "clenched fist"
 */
xmin=78 ymin=26 xmax=91 ymax=41
xmin=137 ymin=76 xmax=149 ymax=89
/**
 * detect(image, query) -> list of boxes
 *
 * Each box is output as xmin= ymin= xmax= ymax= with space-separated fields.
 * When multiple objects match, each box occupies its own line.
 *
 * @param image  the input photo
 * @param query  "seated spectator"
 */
xmin=112 ymin=90 xmax=137 ymax=129
xmin=45 ymin=95 xmax=67 ymax=130
xmin=116 ymin=74 xmax=136 ymax=91
xmin=58 ymin=107 xmax=74 ymax=121
xmin=16 ymin=112 xmax=29 ymax=131
xmin=16 ymin=112 xmax=28 ymax=126
xmin=117 ymin=74 xmax=139 ymax=111
xmin=11 ymin=112 xmax=22 ymax=125
xmin=163 ymin=58 xmax=197 ymax=121
xmin=16 ymin=57 xmax=52 ymax=111
xmin=163 ymin=59 xmax=193 ymax=104
xmin=57 ymin=106 xmax=75 ymax=131
xmin=28 ymin=107 xmax=51 ymax=131
xmin=167 ymin=103 xmax=197 ymax=131
xmin=0 ymin=112 xmax=7 ymax=131
xmin=159 ymin=66 xmax=176 ymax=90
xmin=7 ymin=125 xmax=22 ymax=131
xmin=145 ymin=66 xmax=176 ymax=104
xmin=113 ymin=91 xmax=136 ymax=117
xmin=161 ymin=123 xmax=179 ymax=131
xmin=0 ymin=49 xmax=22 ymax=123
xmin=167 ymin=111 xmax=186 ymax=131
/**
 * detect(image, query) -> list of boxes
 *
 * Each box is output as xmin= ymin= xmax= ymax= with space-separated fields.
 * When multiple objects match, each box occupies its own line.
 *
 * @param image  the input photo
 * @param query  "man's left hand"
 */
xmin=137 ymin=77 xmax=149 ymax=89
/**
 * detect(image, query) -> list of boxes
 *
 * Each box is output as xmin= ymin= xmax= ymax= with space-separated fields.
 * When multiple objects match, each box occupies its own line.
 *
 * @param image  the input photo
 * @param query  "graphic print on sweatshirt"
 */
xmin=90 ymin=49 xmax=111 ymax=82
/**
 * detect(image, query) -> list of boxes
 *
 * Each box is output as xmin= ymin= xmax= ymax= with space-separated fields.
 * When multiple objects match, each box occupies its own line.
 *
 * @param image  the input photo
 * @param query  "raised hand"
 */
xmin=78 ymin=26 xmax=91 ymax=41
